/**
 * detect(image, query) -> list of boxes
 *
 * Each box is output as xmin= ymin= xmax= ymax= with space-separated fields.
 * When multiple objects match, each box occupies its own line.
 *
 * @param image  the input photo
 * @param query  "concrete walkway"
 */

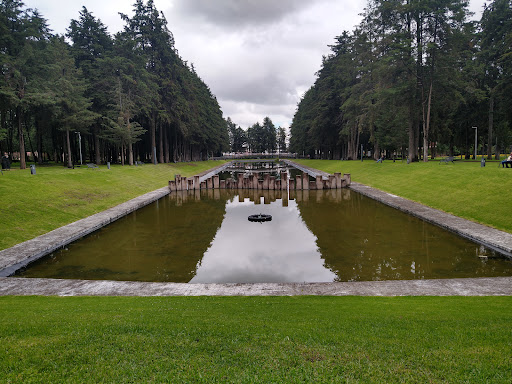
xmin=1 ymin=161 xmax=511 ymax=296
xmin=1 ymin=276 xmax=511 ymax=296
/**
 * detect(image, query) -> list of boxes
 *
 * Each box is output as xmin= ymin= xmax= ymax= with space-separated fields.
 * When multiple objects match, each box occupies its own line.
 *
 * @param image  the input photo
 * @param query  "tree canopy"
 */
xmin=290 ymin=0 xmax=512 ymax=161
xmin=0 ymin=0 xmax=229 ymax=168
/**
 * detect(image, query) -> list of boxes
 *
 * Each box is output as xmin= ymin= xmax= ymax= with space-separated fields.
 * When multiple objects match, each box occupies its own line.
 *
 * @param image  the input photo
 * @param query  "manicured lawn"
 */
xmin=0 ymin=161 xmax=225 ymax=250
xmin=1 ymin=296 xmax=511 ymax=383
xmin=295 ymin=159 xmax=512 ymax=234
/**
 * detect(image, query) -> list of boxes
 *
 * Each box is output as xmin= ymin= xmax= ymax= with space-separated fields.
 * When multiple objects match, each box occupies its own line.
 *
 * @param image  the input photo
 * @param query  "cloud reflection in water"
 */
xmin=189 ymin=196 xmax=336 ymax=283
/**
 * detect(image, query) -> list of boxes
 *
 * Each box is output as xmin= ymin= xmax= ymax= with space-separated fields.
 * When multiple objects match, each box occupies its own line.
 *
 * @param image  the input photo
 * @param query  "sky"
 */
xmin=24 ymin=0 xmax=488 ymax=130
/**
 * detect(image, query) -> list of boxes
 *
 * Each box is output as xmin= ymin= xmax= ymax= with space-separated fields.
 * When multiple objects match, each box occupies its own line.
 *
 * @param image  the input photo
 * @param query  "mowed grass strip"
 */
xmin=295 ymin=159 xmax=512 ymax=234
xmin=0 ymin=296 xmax=511 ymax=383
xmin=0 ymin=161 xmax=225 ymax=250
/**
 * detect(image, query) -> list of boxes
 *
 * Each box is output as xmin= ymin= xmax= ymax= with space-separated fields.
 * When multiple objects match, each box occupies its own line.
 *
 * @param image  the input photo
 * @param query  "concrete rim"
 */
xmin=1 ymin=161 xmax=511 ymax=296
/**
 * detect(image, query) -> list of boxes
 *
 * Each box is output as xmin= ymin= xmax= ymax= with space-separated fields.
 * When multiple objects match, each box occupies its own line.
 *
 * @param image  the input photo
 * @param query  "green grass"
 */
xmin=0 ymin=161 xmax=225 ymax=250
xmin=295 ymin=159 xmax=512 ymax=233
xmin=1 ymin=296 xmax=511 ymax=383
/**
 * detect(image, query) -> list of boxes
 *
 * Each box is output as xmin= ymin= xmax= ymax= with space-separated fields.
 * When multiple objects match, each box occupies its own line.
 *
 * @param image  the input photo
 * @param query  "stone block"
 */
xmin=316 ymin=175 xmax=323 ymax=190
xmin=302 ymin=173 xmax=309 ymax=190
xmin=335 ymin=172 xmax=342 ymax=189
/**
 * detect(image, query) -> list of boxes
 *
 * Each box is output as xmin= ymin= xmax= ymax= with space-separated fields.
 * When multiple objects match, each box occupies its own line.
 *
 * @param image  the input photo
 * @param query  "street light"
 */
xmin=75 ymin=131 xmax=82 ymax=165
xmin=472 ymin=126 xmax=477 ymax=160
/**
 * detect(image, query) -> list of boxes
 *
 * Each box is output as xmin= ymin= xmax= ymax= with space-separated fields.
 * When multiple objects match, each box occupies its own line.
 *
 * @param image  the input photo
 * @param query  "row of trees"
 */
xmin=290 ymin=0 xmax=512 ymax=161
xmin=0 ymin=0 xmax=229 ymax=168
xmin=227 ymin=116 xmax=287 ymax=154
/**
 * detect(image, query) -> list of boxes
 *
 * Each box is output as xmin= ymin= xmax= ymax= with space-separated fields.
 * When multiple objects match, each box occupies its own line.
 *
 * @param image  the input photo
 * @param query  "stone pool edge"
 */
xmin=1 ymin=276 xmax=511 ymax=296
xmin=0 ymin=162 xmax=511 ymax=296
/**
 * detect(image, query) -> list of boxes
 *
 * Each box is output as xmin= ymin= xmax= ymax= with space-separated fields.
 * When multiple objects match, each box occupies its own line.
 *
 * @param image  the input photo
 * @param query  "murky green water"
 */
xmin=17 ymin=188 xmax=512 ymax=283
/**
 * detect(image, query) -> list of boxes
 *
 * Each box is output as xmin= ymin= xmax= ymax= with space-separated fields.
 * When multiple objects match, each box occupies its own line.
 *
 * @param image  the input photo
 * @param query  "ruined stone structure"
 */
xmin=169 ymin=171 xmax=351 ymax=192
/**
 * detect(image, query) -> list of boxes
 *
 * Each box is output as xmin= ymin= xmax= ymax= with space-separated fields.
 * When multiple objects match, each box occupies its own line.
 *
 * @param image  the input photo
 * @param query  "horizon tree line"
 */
xmin=226 ymin=116 xmax=287 ymax=155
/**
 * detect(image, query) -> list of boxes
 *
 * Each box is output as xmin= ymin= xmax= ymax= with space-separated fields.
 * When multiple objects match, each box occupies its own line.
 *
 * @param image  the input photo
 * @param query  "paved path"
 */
xmin=1 ymin=277 xmax=511 ymax=296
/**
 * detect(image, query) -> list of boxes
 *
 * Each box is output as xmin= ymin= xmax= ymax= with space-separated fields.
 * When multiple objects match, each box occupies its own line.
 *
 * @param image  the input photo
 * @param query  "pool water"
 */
xmin=17 ymin=189 xmax=512 ymax=283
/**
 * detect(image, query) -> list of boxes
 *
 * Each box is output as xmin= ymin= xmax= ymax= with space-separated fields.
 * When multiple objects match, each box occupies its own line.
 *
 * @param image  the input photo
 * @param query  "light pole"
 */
xmin=75 ymin=131 xmax=82 ymax=165
xmin=472 ymin=126 xmax=477 ymax=160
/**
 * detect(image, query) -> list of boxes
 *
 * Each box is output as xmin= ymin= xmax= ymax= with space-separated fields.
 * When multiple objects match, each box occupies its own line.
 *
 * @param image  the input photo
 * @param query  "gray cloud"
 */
xmin=172 ymin=0 xmax=314 ymax=28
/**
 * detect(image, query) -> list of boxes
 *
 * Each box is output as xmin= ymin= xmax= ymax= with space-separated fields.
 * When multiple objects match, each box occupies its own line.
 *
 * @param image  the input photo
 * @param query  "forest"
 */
xmin=289 ymin=0 xmax=512 ymax=161
xmin=0 ymin=0 xmax=229 ymax=169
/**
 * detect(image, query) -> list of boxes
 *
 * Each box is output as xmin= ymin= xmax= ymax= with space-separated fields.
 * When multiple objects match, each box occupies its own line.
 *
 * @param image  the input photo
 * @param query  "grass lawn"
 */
xmin=0 ymin=161 xmax=225 ymax=250
xmin=1 ymin=296 xmax=511 ymax=383
xmin=294 ymin=158 xmax=512 ymax=234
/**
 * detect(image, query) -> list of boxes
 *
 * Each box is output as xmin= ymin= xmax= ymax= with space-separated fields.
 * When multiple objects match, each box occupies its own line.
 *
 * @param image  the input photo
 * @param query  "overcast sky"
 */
xmin=24 ymin=0 xmax=488 ymax=130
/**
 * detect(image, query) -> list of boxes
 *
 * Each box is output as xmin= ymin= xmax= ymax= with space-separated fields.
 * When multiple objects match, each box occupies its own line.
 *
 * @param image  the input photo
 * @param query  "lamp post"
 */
xmin=75 ymin=131 xmax=82 ymax=165
xmin=472 ymin=126 xmax=477 ymax=160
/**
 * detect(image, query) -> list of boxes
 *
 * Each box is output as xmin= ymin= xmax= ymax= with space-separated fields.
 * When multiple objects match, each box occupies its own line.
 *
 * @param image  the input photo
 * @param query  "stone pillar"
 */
xmin=188 ymin=178 xmax=194 ymax=190
xmin=263 ymin=174 xmax=270 ymax=190
xmin=334 ymin=172 xmax=342 ymax=189
xmin=269 ymin=176 xmax=275 ymax=190
xmin=200 ymin=181 xmax=206 ymax=189
xmin=207 ymin=177 xmax=213 ymax=189
xmin=316 ymin=175 xmax=323 ymax=190
xmin=275 ymin=179 xmax=281 ymax=190
xmin=309 ymin=181 xmax=316 ymax=190
xmin=193 ymin=175 xmax=200 ymax=190
xmin=296 ymin=175 xmax=302 ymax=190
xmin=213 ymin=175 xmax=220 ymax=189
xmin=280 ymin=171 xmax=288 ymax=190
xmin=220 ymin=180 xmax=226 ymax=189
xmin=344 ymin=173 xmax=351 ymax=186
xmin=175 ymin=175 xmax=182 ymax=191
xmin=289 ymin=179 xmax=295 ymax=190
xmin=169 ymin=180 xmax=176 ymax=191
xmin=258 ymin=180 xmax=263 ymax=190
xmin=181 ymin=177 xmax=188 ymax=191
xmin=302 ymin=173 xmax=309 ymax=190
xmin=237 ymin=173 xmax=244 ymax=189
xmin=329 ymin=175 xmax=336 ymax=189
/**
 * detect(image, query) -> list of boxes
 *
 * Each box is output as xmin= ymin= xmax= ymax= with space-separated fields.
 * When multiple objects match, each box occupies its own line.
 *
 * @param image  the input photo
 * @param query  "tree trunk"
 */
xmin=151 ymin=111 xmax=157 ymax=164
xmin=94 ymin=130 xmax=101 ymax=165
xmin=423 ymin=81 xmax=433 ymax=162
xmin=407 ymin=107 xmax=416 ymax=162
xmin=158 ymin=121 xmax=164 ymax=164
xmin=488 ymin=95 xmax=494 ymax=160
xmin=65 ymin=128 xmax=72 ymax=168
xmin=128 ymin=143 xmax=134 ymax=166
xmin=17 ymin=107 xmax=26 ymax=169
xmin=36 ymin=118 xmax=43 ymax=165
xmin=164 ymin=125 xmax=170 ymax=163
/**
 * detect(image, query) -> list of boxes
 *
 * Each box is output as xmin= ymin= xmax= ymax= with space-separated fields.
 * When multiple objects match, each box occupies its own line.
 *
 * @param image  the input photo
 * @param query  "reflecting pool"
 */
xmin=17 ymin=189 xmax=512 ymax=283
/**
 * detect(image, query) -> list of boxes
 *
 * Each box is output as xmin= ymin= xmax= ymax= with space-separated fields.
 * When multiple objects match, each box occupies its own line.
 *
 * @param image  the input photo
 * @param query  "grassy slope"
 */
xmin=295 ymin=159 xmax=512 ymax=233
xmin=0 ymin=161 xmax=225 ymax=250
xmin=1 ymin=296 xmax=511 ymax=383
